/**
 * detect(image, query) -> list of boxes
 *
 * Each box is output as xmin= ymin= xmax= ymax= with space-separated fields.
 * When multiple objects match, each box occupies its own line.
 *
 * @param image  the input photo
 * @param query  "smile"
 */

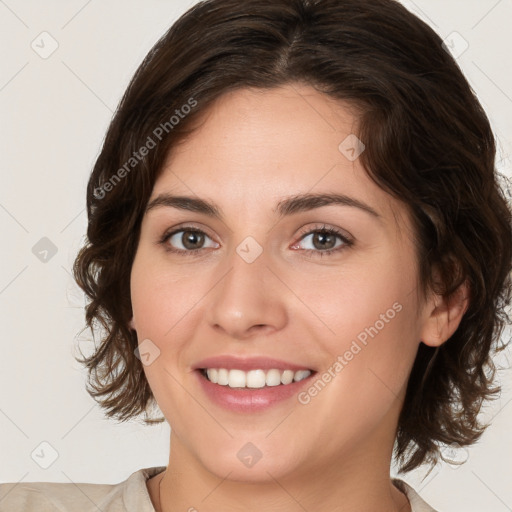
xmin=201 ymin=368 xmax=312 ymax=388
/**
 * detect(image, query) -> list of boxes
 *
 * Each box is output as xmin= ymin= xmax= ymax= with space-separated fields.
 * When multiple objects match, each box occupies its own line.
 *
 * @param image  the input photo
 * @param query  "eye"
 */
xmin=159 ymin=226 xmax=219 ymax=255
xmin=291 ymin=224 xmax=353 ymax=258
xmin=158 ymin=223 xmax=353 ymax=258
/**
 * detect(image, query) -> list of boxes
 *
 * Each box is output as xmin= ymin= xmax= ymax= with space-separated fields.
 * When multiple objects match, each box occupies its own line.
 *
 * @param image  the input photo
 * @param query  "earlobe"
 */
xmin=420 ymin=279 xmax=470 ymax=347
xmin=128 ymin=317 xmax=136 ymax=331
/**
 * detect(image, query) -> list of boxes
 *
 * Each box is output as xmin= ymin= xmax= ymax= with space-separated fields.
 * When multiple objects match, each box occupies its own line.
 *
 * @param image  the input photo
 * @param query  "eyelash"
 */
xmin=158 ymin=223 xmax=354 ymax=258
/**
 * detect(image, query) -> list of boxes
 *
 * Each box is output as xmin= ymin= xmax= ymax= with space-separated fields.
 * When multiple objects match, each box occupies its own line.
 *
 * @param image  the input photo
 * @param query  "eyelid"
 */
xmin=160 ymin=222 xmax=218 ymax=242
xmin=159 ymin=222 xmax=354 ymax=257
xmin=293 ymin=223 xmax=354 ymax=245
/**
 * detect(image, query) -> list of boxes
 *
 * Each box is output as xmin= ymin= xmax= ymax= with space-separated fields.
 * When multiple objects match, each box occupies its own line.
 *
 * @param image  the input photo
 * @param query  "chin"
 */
xmin=196 ymin=440 xmax=301 ymax=483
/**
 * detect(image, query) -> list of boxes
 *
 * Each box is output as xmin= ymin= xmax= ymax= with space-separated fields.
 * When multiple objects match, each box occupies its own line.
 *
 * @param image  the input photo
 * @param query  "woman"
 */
xmin=1 ymin=0 xmax=510 ymax=510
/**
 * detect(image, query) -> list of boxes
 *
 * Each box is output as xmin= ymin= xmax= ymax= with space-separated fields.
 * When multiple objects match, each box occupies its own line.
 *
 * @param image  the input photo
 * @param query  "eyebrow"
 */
xmin=145 ymin=192 xmax=381 ymax=220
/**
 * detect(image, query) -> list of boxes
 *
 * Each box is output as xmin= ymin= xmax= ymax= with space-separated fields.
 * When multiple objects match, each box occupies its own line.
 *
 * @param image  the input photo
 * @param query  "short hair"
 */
xmin=73 ymin=0 xmax=512 ymax=472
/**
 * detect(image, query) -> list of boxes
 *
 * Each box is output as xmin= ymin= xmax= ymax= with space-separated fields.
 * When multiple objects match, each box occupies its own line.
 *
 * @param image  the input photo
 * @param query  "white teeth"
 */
xmin=206 ymin=368 xmax=217 ymax=383
xmin=293 ymin=370 xmax=311 ymax=382
xmin=265 ymin=369 xmax=282 ymax=387
xmin=217 ymin=368 xmax=229 ymax=385
xmin=281 ymin=369 xmax=294 ymax=385
xmin=247 ymin=369 xmax=266 ymax=388
xmin=228 ymin=369 xmax=246 ymax=388
xmin=203 ymin=368 xmax=312 ymax=388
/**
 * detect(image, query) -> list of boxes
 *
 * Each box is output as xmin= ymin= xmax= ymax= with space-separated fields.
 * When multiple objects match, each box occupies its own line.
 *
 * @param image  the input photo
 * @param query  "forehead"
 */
xmin=151 ymin=84 xmax=406 ymax=230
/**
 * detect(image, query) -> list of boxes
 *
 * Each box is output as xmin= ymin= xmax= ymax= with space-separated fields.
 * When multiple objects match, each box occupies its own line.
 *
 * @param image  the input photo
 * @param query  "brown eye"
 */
xmin=311 ymin=231 xmax=338 ymax=250
xmin=180 ymin=230 xmax=205 ymax=250
xmin=291 ymin=225 xmax=354 ymax=258
xmin=161 ymin=227 xmax=219 ymax=255
xmin=297 ymin=229 xmax=348 ymax=252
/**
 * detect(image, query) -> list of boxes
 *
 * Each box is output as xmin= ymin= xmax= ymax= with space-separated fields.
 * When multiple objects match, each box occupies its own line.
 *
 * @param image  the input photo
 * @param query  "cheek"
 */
xmin=130 ymin=250 xmax=207 ymax=340
xmin=300 ymin=250 xmax=420 ymax=392
xmin=289 ymin=296 xmax=419 ymax=466
xmin=293 ymin=249 xmax=418 ymax=344
xmin=130 ymin=256 xmax=201 ymax=412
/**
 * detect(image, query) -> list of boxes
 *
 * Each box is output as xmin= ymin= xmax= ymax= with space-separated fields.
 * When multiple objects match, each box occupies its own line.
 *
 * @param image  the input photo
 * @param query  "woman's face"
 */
xmin=130 ymin=84 xmax=433 ymax=482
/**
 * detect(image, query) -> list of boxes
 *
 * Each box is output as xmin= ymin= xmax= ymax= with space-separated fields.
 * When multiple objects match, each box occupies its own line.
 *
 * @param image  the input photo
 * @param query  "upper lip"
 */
xmin=193 ymin=355 xmax=314 ymax=372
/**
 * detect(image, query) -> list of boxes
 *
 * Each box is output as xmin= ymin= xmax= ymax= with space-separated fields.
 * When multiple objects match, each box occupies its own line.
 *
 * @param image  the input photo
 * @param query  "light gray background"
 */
xmin=0 ymin=1 xmax=511 ymax=511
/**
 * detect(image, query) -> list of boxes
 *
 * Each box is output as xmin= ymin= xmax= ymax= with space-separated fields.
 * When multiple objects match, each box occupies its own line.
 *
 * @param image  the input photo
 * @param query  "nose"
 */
xmin=206 ymin=244 xmax=288 ymax=340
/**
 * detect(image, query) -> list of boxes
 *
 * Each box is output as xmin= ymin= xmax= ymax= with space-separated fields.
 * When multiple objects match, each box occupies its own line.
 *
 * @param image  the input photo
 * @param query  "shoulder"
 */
xmin=0 ymin=466 xmax=166 ymax=512
xmin=393 ymin=478 xmax=438 ymax=512
xmin=0 ymin=480 xmax=116 ymax=512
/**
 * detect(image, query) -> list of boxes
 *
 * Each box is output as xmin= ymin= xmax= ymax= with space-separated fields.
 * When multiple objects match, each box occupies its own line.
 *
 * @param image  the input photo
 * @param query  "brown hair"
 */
xmin=73 ymin=0 xmax=512 ymax=472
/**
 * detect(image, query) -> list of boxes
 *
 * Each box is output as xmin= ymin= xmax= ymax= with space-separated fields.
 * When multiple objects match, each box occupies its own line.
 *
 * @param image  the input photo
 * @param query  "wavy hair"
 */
xmin=73 ymin=0 xmax=512 ymax=472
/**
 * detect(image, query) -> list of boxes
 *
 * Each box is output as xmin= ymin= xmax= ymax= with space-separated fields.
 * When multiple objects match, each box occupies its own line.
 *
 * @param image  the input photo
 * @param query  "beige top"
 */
xmin=0 ymin=466 xmax=437 ymax=511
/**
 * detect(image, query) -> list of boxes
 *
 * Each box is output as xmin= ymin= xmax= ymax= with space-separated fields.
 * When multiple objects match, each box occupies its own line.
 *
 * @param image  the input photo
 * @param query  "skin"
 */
xmin=130 ymin=83 xmax=468 ymax=512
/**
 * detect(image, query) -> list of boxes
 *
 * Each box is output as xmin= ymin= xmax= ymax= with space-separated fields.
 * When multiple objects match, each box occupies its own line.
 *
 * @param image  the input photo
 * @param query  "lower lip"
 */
xmin=194 ymin=370 xmax=315 ymax=412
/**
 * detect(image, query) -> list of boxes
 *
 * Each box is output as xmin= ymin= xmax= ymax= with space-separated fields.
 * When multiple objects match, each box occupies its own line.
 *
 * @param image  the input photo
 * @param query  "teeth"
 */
xmin=204 ymin=368 xmax=312 ymax=388
xmin=265 ymin=369 xmax=281 ymax=387
xmin=247 ymin=369 xmax=266 ymax=388
xmin=293 ymin=370 xmax=311 ymax=382
xmin=206 ymin=368 xmax=218 ymax=383
xmin=217 ymin=368 xmax=229 ymax=385
xmin=228 ymin=369 xmax=246 ymax=388
xmin=281 ymin=369 xmax=294 ymax=385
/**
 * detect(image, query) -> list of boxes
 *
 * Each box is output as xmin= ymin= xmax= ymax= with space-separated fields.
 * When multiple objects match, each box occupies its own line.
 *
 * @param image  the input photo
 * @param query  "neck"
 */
xmin=155 ymin=432 xmax=410 ymax=512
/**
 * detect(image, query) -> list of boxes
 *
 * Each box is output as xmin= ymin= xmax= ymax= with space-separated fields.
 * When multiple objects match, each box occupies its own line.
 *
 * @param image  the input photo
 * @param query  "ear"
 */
xmin=128 ymin=317 xmax=136 ymax=331
xmin=420 ymin=278 xmax=470 ymax=347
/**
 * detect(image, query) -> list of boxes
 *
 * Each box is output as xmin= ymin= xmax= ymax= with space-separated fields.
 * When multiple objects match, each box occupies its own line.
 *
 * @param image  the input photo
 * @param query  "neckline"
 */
xmin=138 ymin=467 xmax=431 ymax=512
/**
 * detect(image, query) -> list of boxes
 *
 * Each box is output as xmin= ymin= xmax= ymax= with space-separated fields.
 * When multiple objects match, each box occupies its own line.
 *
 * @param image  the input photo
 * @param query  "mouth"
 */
xmin=192 ymin=355 xmax=317 ymax=410
xmin=198 ymin=367 xmax=314 ymax=389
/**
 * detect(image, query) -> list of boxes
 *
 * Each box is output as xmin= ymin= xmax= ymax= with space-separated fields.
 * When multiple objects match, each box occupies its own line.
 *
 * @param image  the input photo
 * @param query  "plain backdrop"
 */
xmin=0 ymin=1 xmax=511 ymax=511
